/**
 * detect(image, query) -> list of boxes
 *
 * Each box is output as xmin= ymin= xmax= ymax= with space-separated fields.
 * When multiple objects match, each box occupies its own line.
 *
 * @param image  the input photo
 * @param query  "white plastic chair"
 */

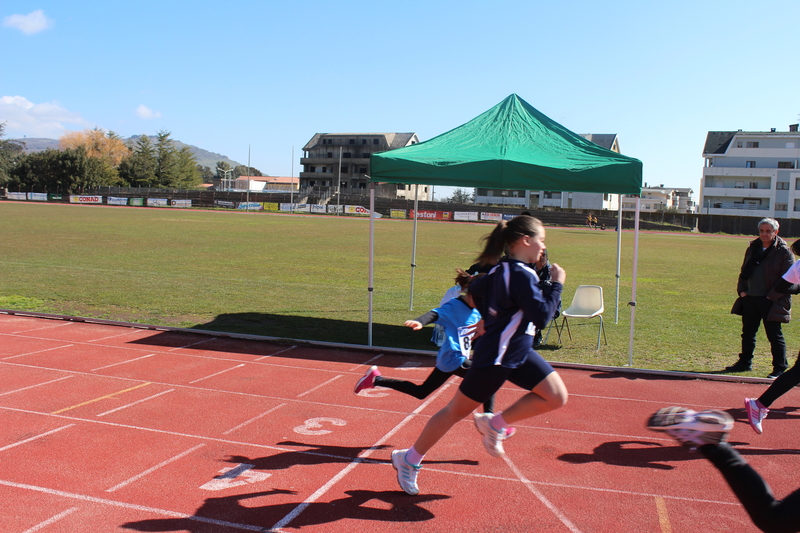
xmin=556 ymin=285 xmax=607 ymax=350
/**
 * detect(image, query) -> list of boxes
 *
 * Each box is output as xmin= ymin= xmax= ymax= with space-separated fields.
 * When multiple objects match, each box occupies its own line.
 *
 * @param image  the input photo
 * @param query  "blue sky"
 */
xmin=2 ymin=1 xmax=799 ymax=201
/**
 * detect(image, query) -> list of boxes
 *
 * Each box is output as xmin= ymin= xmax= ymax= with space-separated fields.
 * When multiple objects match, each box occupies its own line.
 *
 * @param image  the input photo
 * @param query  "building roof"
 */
xmin=303 ymin=133 xmax=417 ymax=151
xmin=579 ymin=133 xmax=618 ymax=151
xmin=703 ymin=131 xmax=737 ymax=155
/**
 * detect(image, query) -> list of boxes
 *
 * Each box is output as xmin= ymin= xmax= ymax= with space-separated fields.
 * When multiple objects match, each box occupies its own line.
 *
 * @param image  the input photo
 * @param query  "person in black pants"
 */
xmin=727 ymin=218 xmax=795 ymax=379
xmin=648 ymin=406 xmax=800 ymax=533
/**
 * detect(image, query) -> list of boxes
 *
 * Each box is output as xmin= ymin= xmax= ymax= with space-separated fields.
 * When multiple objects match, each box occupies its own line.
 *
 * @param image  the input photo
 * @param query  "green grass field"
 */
xmin=1 ymin=201 xmax=794 ymax=377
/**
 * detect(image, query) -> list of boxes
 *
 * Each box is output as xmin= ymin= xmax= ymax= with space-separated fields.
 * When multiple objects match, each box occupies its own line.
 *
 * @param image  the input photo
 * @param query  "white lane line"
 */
xmin=295 ymin=375 xmax=342 ymax=398
xmin=167 ymin=338 xmax=215 ymax=352
xmin=2 ymin=344 xmax=74 ymax=360
xmin=348 ymin=353 xmax=383 ymax=372
xmin=503 ymin=454 xmax=584 ymax=533
xmin=223 ymin=403 xmax=287 ymax=435
xmin=97 ymin=389 xmax=175 ymax=417
xmin=105 ymin=444 xmax=206 ymax=493
xmin=188 ymin=364 xmax=245 ymax=384
xmin=0 ymin=425 xmax=75 ymax=452
xmin=88 ymin=330 xmax=140 ymax=342
xmin=254 ymin=345 xmax=297 ymax=361
xmin=0 ymin=479 xmax=265 ymax=532
xmin=21 ymin=506 xmax=80 ymax=533
xmin=270 ymin=378 xmax=457 ymax=531
xmin=91 ymin=353 xmax=155 ymax=371
xmin=0 ymin=375 xmax=74 ymax=396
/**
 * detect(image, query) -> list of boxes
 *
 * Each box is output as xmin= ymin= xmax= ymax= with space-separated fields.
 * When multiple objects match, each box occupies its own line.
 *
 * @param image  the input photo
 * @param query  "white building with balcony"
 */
xmin=700 ymin=126 xmax=800 ymax=217
xmin=621 ymin=185 xmax=696 ymax=213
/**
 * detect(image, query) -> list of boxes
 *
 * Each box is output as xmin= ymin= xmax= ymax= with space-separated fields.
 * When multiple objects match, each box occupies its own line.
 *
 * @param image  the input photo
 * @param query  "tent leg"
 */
xmin=627 ymin=197 xmax=641 ymax=365
xmin=409 ymin=187 xmax=419 ymax=311
xmin=368 ymin=183 xmax=375 ymax=346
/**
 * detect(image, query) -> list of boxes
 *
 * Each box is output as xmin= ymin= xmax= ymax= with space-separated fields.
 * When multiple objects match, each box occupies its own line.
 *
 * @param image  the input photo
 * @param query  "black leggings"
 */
xmin=759 ymin=354 xmax=800 ymax=408
xmin=374 ymin=361 xmax=495 ymax=413
xmin=700 ymin=444 xmax=800 ymax=533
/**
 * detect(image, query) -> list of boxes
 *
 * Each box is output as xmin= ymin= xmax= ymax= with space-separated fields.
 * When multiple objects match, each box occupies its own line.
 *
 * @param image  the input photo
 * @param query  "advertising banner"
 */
xmin=70 ymin=195 xmax=103 ymax=204
xmin=310 ymin=204 xmax=326 ymax=214
xmin=327 ymin=205 xmax=343 ymax=213
xmin=481 ymin=212 xmax=503 ymax=222
xmin=502 ymin=213 xmax=517 ymax=221
xmin=147 ymin=198 xmax=168 ymax=207
xmin=409 ymin=210 xmax=452 ymax=220
xmin=237 ymin=202 xmax=264 ymax=211
xmin=214 ymin=200 xmax=236 ymax=208
xmin=280 ymin=203 xmax=310 ymax=212
xmin=345 ymin=205 xmax=382 ymax=218
xmin=129 ymin=198 xmax=144 ymax=206
xmin=107 ymin=197 xmax=129 ymax=206
xmin=390 ymin=209 xmax=407 ymax=219
xmin=454 ymin=211 xmax=479 ymax=222
xmin=262 ymin=202 xmax=280 ymax=212
xmin=171 ymin=199 xmax=192 ymax=208
xmin=49 ymin=195 xmax=63 ymax=201
xmin=7 ymin=192 xmax=26 ymax=200
xmin=27 ymin=193 xmax=48 ymax=201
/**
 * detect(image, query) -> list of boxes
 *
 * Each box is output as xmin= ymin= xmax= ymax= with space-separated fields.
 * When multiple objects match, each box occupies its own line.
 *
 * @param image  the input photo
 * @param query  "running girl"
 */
xmin=390 ymin=215 xmax=567 ymax=495
xmin=354 ymin=269 xmax=510 ymax=428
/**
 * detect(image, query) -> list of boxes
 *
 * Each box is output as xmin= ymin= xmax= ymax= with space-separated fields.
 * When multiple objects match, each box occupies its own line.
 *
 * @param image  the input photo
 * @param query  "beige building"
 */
xmin=300 ymin=133 xmax=429 ymax=199
xmin=621 ymin=185 xmax=696 ymax=213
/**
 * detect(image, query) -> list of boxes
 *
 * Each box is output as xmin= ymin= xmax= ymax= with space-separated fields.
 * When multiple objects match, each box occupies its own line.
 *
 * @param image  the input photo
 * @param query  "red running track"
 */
xmin=1 ymin=313 xmax=798 ymax=532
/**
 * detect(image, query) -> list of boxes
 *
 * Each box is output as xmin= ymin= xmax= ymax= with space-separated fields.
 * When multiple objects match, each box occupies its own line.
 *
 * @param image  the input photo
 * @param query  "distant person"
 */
xmin=591 ymin=214 xmax=598 ymax=229
xmin=745 ymin=238 xmax=800 ymax=434
xmin=586 ymin=213 xmax=593 ymax=229
xmin=727 ymin=218 xmax=794 ymax=378
xmin=648 ymin=406 xmax=800 ymax=533
xmin=389 ymin=215 xmax=566 ymax=496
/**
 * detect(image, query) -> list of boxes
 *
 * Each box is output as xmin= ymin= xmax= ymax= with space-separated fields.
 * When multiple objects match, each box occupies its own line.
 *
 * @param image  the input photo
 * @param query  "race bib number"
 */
xmin=457 ymin=325 xmax=475 ymax=357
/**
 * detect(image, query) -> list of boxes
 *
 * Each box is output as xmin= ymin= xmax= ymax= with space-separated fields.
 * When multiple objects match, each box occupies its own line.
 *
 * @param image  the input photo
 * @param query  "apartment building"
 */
xmin=474 ymin=134 xmax=622 ymax=210
xmin=300 ymin=133 xmax=429 ymax=199
xmin=621 ymin=185 xmax=696 ymax=213
xmin=700 ymin=125 xmax=800 ymax=217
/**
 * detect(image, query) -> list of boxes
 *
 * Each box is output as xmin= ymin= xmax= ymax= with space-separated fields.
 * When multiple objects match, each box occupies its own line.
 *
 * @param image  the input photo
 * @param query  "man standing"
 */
xmin=727 ymin=218 xmax=794 ymax=378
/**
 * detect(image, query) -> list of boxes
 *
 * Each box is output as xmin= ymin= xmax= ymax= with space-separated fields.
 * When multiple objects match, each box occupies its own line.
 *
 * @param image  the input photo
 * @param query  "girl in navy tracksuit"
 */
xmin=391 ymin=215 xmax=567 ymax=495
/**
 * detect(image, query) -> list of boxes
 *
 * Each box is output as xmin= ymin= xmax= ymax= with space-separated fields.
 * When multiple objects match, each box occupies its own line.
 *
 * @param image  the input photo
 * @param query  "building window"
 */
xmin=778 ymin=161 xmax=795 ymax=169
xmin=362 ymin=139 xmax=367 ymax=144
xmin=737 ymin=141 xmax=743 ymax=148
xmin=359 ymin=167 xmax=367 ymax=173
xmin=396 ymin=184 xmax=405 ymax=190
xmin=750 ymin=182 xmax=758 ymax=189
xmin=776 ymin=203 xmax=788 ymax=211
xmin=373 ymin=139 xmax=379 ymax=145
xmin=340 ymin=165 xmax=348 ymax=173
xmin=327 ymin=152 xmax=333 ymax=158
xmin=349 ymin=139 xmax=355 ymax=144
xmin=735 ymin=181 xmax=744 ymax=188
xmin=746 ymin=141 xmax=759 ymax=148
xmin=746 ymin=161 xmax=756 ymax=168
xmin=322 ymin=167 xmax=328 ymax=173
xmin=343 ymin=152 xmax=351 ymax=158
xmin=796 ymin=178 xmax=800 ymax=190
xmin=310 ymin=166 xmax=316 ymax=172
xmin=777 ymin=182 xmax=789 ymax=190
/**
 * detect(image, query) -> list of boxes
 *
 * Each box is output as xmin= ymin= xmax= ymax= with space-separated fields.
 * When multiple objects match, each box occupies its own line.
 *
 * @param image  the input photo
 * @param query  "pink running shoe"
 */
xmin=745 ymin=398 xmax=769 ymax=435
xmin=354 ymin=365 xmax=381 ymax=393
xmin=501 ymin=427 xmax=517 ymax=440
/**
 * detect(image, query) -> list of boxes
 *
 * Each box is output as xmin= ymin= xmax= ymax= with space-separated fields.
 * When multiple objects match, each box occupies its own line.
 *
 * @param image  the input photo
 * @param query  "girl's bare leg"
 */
xmin=412 ymin=390 xmax=481 ymax=455
xmin=500 ymin=372 xmax=568 ymax=424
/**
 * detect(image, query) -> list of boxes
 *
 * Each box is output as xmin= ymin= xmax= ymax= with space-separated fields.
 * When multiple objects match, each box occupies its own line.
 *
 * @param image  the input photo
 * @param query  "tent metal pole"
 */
xmin=615 ymin=196 xmax=622 ymax=324
xmin=627 ymin=197 xmax=641 ymax=366
xmin=409 ymin=187 xmax=419 ymax=311
xmin=368 ymin=183 xmax=375 ymax=346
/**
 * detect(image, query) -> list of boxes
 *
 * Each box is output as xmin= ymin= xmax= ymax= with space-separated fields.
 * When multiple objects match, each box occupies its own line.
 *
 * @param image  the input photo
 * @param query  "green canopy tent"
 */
xmin=368 ymin=94 xmax=644 ymax=362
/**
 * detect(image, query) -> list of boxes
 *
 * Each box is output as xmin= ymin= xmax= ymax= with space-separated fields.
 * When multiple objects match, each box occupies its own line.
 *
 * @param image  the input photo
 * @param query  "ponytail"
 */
xmin=475 ymin=215 xmax=543 ymax=264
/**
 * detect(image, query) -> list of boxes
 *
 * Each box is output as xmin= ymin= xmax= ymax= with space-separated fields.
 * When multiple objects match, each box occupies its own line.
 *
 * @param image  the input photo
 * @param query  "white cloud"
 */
xmin=2 ymin=9 xmax=54 ymax=35
xmin=0 ymin=95 xmax=93 ymax=138
xmin=136 ymin=104 xmax=162 ymax=120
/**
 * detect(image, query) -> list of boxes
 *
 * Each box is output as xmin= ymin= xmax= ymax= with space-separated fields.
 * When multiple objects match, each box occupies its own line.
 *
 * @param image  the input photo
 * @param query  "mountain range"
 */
xmin=12 ymin=136 xmax=243 ymax=171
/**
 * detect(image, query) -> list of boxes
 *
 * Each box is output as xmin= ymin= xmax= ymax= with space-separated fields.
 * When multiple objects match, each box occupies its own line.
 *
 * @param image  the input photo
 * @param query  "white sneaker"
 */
xmin=474 ymin=412 xmax=505 ymax=457
xmin=647 ymin=406 xmax=734 ymax=449
xmin=745 ymin=398 xmax=769 ymax=435
xmin=391 ymin=449 xmax=420 ymax=495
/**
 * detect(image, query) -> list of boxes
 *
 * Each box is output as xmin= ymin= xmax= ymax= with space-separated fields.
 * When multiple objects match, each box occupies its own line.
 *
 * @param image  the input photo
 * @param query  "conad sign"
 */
xmin=69 ymin=195 xmax=103 ymax=204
